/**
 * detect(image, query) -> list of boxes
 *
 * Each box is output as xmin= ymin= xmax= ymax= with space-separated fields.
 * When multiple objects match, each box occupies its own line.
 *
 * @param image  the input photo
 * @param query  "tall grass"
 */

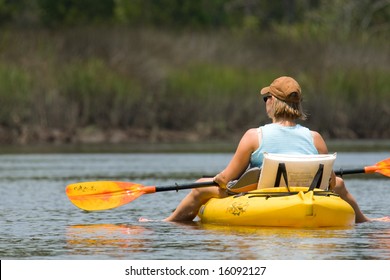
xmin=0 ymin=27 xmax=389 ymax=144
xmin=164 ymin=64 xmax=274 ymax=133
xmin=0 ymin=64 xmax=32 ymax=125
xmin=59 ymin=59 xmax=143 ymax=128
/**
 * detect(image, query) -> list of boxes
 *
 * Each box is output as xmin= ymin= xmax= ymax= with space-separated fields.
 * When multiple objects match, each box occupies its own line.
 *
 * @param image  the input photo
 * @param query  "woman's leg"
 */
xmin=164 ymin=178 xmax=227 ymax=222
xmin=333 ymin=177 xmax=369 ymax=223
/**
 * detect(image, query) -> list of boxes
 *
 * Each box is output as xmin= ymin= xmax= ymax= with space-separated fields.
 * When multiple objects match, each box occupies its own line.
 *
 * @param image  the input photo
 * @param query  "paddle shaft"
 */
xmin=155 ymin=181 xmax=218 ymax=192
xmin=203 ymin=167 xmax=386 ymax=179
xmin=156 ymin=161 xmax=386 ymax=189
xmin=156 ymin=166 xmax=375 ymax=193
xmin=335 ymin=168 xmax=365 ymax=176
xmin=66 ymin=157 xmax=389 ymax=211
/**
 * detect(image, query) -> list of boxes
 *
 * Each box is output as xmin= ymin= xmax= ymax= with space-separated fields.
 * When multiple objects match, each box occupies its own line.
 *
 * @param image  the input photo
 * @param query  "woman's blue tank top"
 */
xmin=250 ymin=123 xmax=318 ymax=168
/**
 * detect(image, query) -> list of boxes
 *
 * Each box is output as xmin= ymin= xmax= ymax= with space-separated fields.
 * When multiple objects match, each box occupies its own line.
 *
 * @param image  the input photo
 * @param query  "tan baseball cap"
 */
xmin=260 ymin=76 xmax=302 ymax=103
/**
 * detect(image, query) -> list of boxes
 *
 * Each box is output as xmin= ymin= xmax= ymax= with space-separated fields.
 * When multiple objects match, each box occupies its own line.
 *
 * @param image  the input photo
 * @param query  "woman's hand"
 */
xmin=213 ymin=171 xmax=228 ymax=189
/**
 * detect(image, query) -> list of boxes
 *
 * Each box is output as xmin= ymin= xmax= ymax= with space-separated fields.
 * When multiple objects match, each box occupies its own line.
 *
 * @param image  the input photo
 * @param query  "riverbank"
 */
xmin=1 ymin=139 xmax=389 ymax=154
xmin=1 ymin=27 xmax=389 ymax=145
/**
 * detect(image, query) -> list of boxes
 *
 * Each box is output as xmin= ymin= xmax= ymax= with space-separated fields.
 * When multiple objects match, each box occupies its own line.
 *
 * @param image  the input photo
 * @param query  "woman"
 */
xmin=164 ymin=76 xmax=370 ymax=223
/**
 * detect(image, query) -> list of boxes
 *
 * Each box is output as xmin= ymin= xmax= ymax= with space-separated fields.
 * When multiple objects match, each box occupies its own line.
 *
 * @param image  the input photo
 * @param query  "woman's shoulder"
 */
xmin=309 ymin=130 xmax=328 ymax=154
xmin=309 ymin=129 xmax=322 ymax=138
xmin=240 ymin=128 xmax=260 ymax=150
xmin=241 ymin=128 xmax=258 ymax=140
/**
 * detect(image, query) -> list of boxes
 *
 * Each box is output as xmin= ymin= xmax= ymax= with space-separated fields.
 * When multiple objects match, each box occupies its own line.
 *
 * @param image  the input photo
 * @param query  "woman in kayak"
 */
xmin=164 ymin=76 xmax=370 ymax=223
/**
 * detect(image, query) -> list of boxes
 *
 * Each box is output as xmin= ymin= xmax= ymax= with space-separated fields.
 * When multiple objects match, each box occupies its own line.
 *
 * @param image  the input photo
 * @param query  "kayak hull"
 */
xmin=198 ymin=187 xmax=355 ymax=228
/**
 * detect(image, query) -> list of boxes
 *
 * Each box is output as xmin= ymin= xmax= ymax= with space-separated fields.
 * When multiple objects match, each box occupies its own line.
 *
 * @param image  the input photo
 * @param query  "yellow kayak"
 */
xmin=198 ymin=187 xmax=355 ymax=228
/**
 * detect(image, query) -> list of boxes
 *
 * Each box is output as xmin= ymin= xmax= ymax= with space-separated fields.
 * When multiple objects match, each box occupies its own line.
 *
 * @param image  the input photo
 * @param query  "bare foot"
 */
xmin=370 ymin=216 xmax=390 ymax=222
xmin=138 ymin=217 xmax=156 ymax=222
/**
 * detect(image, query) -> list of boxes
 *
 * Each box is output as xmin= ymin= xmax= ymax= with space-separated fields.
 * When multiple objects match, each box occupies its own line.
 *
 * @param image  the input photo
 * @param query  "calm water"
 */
xmin=0 ymin=152 xmax=389 ymax=260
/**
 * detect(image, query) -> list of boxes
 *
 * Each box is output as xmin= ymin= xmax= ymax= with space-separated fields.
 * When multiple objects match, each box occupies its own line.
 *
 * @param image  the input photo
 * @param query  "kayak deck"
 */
xmin=198 ymin=187 xmax=355 ymax=228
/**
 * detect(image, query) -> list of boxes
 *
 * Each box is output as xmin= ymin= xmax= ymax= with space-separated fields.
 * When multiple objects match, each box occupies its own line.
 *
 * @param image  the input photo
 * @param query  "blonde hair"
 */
xmin=271 ymin=98 xmax=307 ymax=121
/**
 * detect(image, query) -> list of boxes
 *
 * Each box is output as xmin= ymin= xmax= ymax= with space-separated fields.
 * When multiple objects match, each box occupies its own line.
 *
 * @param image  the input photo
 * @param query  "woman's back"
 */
xmin=250 ymin=123 xmax=318 ymax=168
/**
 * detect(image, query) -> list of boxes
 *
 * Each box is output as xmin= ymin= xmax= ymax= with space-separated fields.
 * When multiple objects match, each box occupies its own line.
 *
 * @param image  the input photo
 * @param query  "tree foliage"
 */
xmin=0 ymin=0 xmax=388 ymax=35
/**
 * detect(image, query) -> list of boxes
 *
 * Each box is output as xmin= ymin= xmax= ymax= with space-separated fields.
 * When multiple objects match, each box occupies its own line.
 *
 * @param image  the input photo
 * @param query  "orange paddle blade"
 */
xmin=66 ymin=181 xmax=156 ymax=211
xmin=364 ymin=158 xmax=390 ymax=177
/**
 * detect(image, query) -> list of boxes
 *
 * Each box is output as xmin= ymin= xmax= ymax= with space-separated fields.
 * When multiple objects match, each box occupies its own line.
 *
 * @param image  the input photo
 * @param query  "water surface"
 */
xmin=0 ymin=152 xmax=389 ymax=259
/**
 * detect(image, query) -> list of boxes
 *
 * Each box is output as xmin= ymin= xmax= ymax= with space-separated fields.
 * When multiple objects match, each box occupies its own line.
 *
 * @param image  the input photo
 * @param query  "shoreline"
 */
xmin=1 ymin=139 xmax=389 ymax=154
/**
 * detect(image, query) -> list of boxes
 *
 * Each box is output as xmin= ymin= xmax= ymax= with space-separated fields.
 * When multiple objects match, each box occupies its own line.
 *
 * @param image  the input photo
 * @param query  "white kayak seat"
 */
xmin=257 ymin=153 xmax=337 ymax=190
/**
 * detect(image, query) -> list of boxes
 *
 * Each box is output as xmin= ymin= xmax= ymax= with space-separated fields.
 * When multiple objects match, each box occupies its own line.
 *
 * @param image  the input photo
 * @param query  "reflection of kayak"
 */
xmin=198 ymin=187 xmax=355 ymax=228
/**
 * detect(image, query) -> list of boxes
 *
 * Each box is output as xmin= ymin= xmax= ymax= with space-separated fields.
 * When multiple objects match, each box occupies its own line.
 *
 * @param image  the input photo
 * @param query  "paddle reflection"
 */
xmin=66 ymin=224 xmax=152 ymax=258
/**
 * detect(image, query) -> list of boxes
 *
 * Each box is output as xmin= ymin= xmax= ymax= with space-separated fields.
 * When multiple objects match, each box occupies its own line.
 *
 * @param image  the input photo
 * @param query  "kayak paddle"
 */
xmin=66 ymin=180 xmax=217 ymax=211
xmin=335 ymin=157 xmax=390 ymax=177
xmin=66 ymin=157 xmax=389 ymax=211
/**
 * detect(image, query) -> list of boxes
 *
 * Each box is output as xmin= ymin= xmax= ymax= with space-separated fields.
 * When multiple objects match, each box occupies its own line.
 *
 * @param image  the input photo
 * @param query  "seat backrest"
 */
xmin=257 ymin=153 xmax=337 ymax=190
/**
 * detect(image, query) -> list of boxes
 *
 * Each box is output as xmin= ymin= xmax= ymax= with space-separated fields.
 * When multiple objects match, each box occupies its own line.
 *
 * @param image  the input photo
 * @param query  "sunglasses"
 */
xmin=263 ymin=95 xmax=272 ymax=103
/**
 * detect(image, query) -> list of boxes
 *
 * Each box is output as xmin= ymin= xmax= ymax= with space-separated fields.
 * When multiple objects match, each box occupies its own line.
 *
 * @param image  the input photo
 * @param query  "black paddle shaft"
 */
xmin=335 ymin=168 xmax=365 ymax=176
xmin=155 ymin=167 xmax=371 ymax=192
xmin=155 ymin=181 xmax=218 ymax=192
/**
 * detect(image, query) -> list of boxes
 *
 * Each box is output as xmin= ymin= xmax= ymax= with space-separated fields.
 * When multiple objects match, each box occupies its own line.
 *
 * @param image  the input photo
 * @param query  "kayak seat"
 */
xmin=226 ymin=167 xmax=261 ymax=194
xmin=257 ymin=152 xmax=336 ymax=191
xmin=273 ymin=162 xmax=325 ymax=192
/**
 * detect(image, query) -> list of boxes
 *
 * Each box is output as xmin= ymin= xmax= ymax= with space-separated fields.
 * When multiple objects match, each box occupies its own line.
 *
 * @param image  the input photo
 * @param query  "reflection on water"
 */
xmin=197 ymin=224 xmax=356 ymax=259
xmin=0 ymin=152 xmax=389 ymax=260
xmin=63 ymin=220 xmax=390 ymax=260
xmin=66 ymin=224 xmax=151 ymax=258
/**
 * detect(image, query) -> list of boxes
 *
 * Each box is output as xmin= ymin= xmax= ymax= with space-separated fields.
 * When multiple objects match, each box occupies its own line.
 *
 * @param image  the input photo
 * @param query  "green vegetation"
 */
xmin=0 ymin=1 xmax=389 ymax=144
